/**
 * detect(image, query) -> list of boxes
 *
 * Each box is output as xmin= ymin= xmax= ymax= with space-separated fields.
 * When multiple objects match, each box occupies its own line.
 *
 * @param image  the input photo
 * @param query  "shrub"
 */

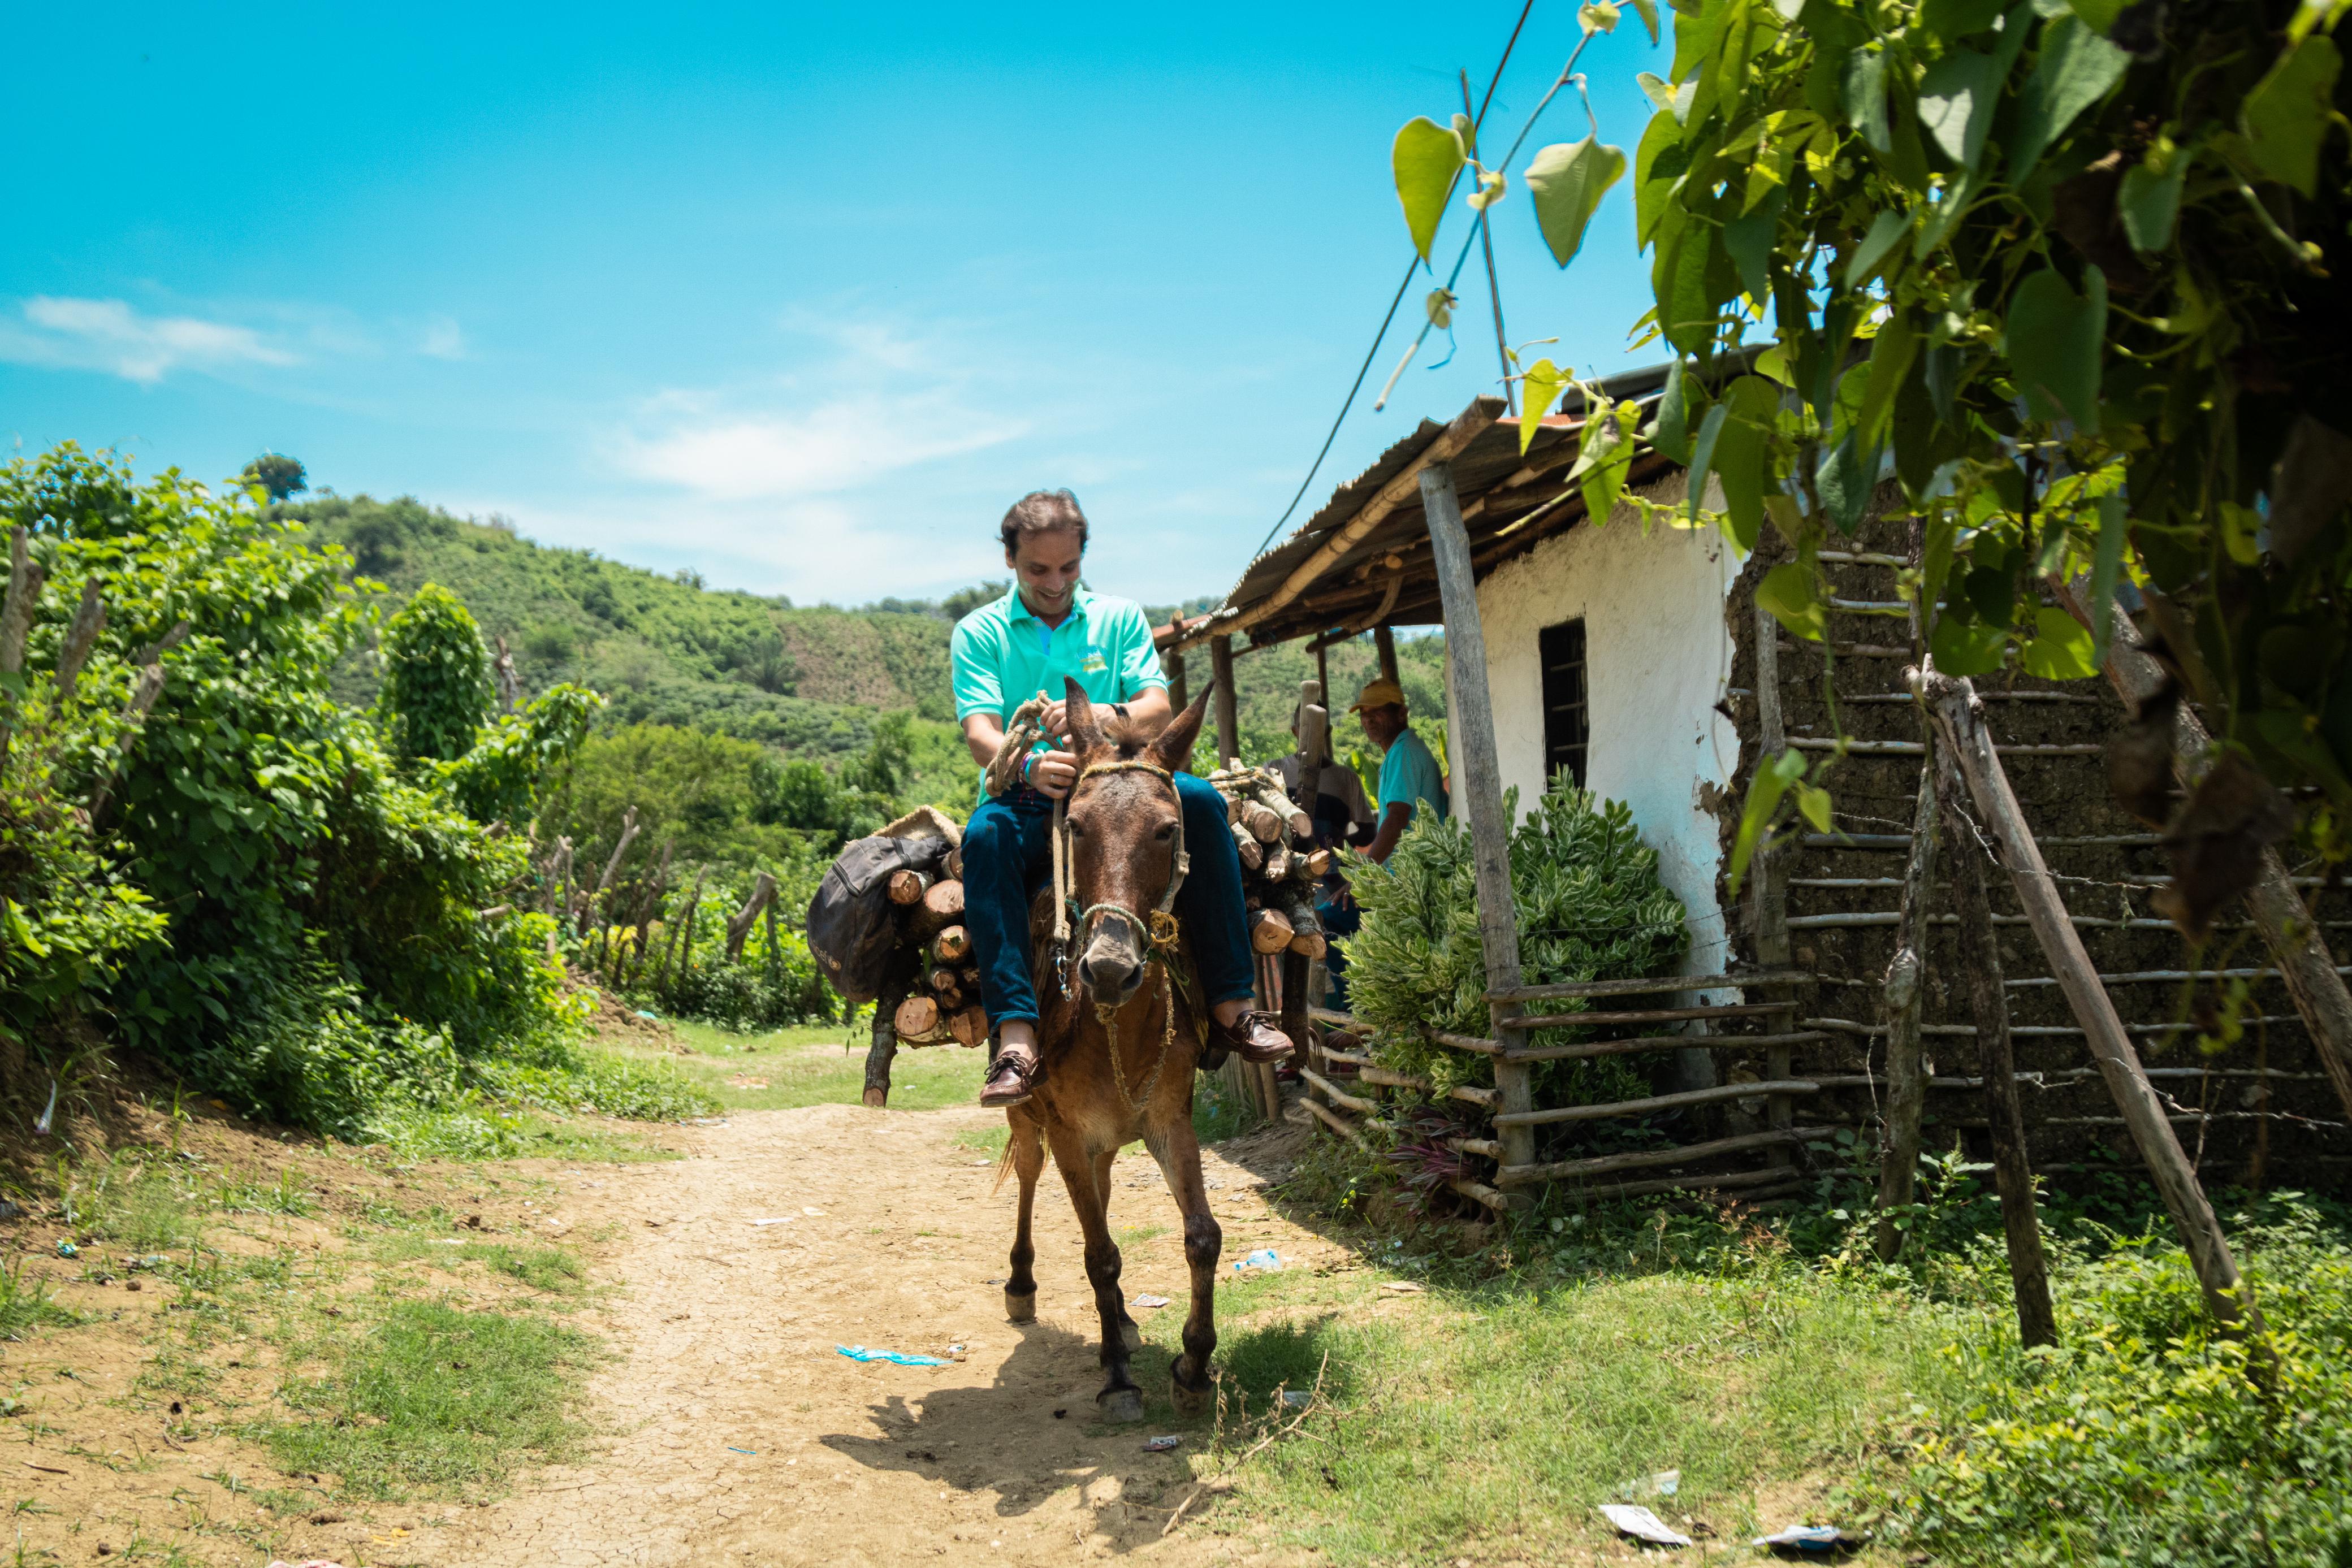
xmin=1339 ymin=776 xmax=1685 ymax=1098
xmin=379 ymin=582 xmax=495 ymax=763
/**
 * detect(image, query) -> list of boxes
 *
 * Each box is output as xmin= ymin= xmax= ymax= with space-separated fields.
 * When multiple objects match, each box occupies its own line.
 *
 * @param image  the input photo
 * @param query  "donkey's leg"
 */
xmin=1092 ymin=1145 xmax=1143 ymax=1352
xmin=1004 ymin=1109 xmax=1045 ymax=1323
xmin=1143 ymin=1112 xmax=1221 ymax=1417
xmin=1047 ymin=1123 xmax=1141 ymax=1420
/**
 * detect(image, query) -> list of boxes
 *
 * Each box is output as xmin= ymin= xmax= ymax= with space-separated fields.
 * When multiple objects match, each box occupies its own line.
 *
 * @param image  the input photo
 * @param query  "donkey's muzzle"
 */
xmin=1078 ymin=937 xmax=1147 ymax=1007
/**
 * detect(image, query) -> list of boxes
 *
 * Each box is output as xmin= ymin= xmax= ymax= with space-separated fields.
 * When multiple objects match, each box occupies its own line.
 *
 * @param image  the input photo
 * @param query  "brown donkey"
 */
xmin=1000 ymin=679 xmax=1225 ymax=1423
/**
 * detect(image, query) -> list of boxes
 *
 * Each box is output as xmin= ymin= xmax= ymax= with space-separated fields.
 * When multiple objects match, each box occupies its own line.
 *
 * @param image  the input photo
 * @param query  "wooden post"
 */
xmin=1210 ymin=636 xmax=1240 ymax=766
xmin=1373 ymin=624 xmax=1399 ymax=688
xmin=582 ymin=806 xmax=640 ymax=934
xmin=1877 ymin=761 xmax=1939 ymax=1261
xmin=1935 ymin=746 xmax=2058 ymax=1348
xmin=1751 ymin=597 xmax=1797 ymax=1159
xmin=763 ymin=896 xmax=782 ymax=990
xmin=1420 ymin=461 xmax=1533 ymax=1192
xmin=1167 ymin=648 xmax=1188 ymax=714
xmin=725 ymin=871 xmax=779 ymax=961
xmin=2061 ymin=576 xmax=2352 ymax=1124
xmin=1918 ymin=666 xmax=2263 ymax=1339
xmin=1315 ymin=644 xmax=1330 ymax=717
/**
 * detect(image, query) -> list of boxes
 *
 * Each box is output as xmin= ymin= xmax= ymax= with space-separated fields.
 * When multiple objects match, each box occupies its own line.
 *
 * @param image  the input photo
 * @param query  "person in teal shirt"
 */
xmin=1349 ymin=676 xmax=1446 ymax=863
xmin=950 ymin=488 xmax=1292 ymax=1109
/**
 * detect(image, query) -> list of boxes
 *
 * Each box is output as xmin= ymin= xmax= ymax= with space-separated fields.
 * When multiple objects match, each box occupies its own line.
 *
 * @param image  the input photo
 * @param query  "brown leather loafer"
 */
xmin=979 ymin=1048 xmax=1041 ymax=1108
xmin=1209 ymin=1011 xmax=1293 ymax=1064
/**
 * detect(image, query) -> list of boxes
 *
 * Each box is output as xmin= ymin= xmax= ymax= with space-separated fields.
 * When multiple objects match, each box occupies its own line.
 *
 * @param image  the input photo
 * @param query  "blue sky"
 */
xmin=3 ymin=3 xmax=1668 ymax=606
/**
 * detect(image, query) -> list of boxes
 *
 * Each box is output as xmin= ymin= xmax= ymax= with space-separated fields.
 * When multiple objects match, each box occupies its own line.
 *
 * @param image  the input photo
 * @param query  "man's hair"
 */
xmin=1000 ymin=489 xmax=1089 ymax=555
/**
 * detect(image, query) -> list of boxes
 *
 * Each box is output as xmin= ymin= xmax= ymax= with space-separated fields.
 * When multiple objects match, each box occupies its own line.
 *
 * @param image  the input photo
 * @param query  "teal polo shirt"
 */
xmin=1377 ymin=726 xmax=1447 ymax=822
xmin=951 ymin=586 xmax=1167 ymax=788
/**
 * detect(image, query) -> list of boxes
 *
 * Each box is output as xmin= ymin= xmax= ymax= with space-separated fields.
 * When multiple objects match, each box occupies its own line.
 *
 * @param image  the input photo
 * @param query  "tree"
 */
xmin=240 ymin=452 xmax=307 ymax=503
xmin=1388 ymin=0 xmax=2352 ymax=922
xmin=379 ymin=582 xmax=495 ymax=763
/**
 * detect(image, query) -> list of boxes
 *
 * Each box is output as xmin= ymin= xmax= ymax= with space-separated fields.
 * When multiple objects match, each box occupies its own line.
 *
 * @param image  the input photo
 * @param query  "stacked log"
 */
xmin=887 ymin=865 xmax=986 ymax=1049
xmin=1207 ymin=763 xmax=1326 ymax=960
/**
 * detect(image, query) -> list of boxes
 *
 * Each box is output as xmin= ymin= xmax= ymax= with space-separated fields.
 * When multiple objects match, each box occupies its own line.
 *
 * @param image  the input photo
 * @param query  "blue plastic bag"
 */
xmin=836 ymin=1344 xmax=950 ymax=1367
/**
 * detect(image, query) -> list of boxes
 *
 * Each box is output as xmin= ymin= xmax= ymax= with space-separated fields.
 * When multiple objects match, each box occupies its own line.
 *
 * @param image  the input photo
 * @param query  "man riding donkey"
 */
xmin=951 ymin=488 xmax=1294 ymax=1109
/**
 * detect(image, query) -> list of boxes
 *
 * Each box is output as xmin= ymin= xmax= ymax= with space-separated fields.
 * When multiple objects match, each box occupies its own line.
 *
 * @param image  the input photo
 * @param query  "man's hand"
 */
xmin=1040 ymin=699 xmax=1069 ymax=741
xmin=1027 ymin=748 xmax=1078 ymax=799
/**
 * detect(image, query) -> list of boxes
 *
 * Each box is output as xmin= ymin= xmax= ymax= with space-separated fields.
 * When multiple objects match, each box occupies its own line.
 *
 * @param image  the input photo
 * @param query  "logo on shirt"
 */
xmin=1080 ymin=647 xmax=1109 ymax=674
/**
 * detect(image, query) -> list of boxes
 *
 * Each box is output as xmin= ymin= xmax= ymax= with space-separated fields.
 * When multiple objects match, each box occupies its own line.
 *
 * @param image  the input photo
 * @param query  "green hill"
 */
xmin=276 ymin=492 xmax=1449 ymax=828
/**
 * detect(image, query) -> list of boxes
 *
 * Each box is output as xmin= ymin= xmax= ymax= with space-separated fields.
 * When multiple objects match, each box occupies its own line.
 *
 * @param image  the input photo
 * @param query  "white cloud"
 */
xmin=2 ymin=296 xmax=297 ymax=384
xmin=419 ymin=317 xmax=468 ymax=360
xmin=617 ymin=393 xmax=1027 ymax=502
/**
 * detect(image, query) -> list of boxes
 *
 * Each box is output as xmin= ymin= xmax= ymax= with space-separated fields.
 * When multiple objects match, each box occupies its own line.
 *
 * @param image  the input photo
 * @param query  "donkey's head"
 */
xmin=1060 ymin=675 xmax=1212 ymax=1008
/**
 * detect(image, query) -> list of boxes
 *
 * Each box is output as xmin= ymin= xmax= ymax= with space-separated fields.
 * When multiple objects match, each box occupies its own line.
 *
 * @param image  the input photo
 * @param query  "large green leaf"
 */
xmin=2008 ymin=14 xmax=2128 ymax=173
xmin=1627 ymin=0 xmax=1662 ymax=45
xmin=1843 ymin=209 xmax=1910 ymax=289
xmin=1647 ymin=358 xmax=1692 ymax=464
xmin=1917 ymin=47 xmax=2004 ymax=170
xmin=1757 ymin=562 xmax=1826 ymax=641
xmin=1684 ymin=401 xmax=1730 ymax=525
xmin=1527 ymin=136 xmax=1628 ymax=267
xmin=1840 ymin=48 xmax=1892 ymax=154
xmin=1724 ymin=190 xmax=1784 ymax=302
xmin=1708 ymin=375 xmax=1782 ymax=551
xmin=2020 ymin=607 xmax=2097 ymax=679
xmin=1856 ymin=310 xmax=1920 ymax=449
xmin=1519 ymin=359 xmax=1570 ymax=454
xmin=1729 ymin=749 xmax=1809 ymax=894
xmin=1930 ymin=613 xmax=2009 ymax=675
xmin=2118 ymin=142 xmax=2190 ymax=252
xmin=2242 ymin=36 xmax=2343 ymax=196
xmin=2003 ymin=265 xmax=2107 ymax=432
xmin=1393 ymin=116 xmax=1464 ymax=265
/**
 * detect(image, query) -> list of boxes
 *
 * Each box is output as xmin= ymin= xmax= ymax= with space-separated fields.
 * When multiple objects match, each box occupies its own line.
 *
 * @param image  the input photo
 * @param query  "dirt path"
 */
xmin=410 ymin=1101 xmax=1342 ymax=1568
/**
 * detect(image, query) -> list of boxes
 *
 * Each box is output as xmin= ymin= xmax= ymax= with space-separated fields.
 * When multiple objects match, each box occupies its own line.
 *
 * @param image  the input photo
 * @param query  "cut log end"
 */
xmin=948 ymin=1006 xmax=988 ymax=1049
xmin=931 ymin=925 xmax=972 ymax=965
xmin=887 ymin=868 xmax=929 ymax=906
xmin=894 ymin=995 xmax=940 ymax=1038
xmin=922 ymin=878 xmax=965 ymax=922
xmin=1249 ymin=907 xmax=1295 ymax=955
xmin=1289 ymin=931 xmax=1327 ymax=959
xmin=1240 ymin=800 xmax=1284 ymax=843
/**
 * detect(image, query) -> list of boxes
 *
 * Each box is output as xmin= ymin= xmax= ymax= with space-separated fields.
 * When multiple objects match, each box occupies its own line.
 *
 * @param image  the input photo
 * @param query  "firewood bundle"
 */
xmin=1206 ymin=761 xmax=1331 ymax=961
xmin=884 ymin=844 xmax=990 ymax=1049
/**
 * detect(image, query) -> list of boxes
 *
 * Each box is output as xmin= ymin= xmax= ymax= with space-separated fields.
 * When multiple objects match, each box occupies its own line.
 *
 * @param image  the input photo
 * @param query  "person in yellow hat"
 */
xmin=1351 ymin=676 xmax=1446 ymax=864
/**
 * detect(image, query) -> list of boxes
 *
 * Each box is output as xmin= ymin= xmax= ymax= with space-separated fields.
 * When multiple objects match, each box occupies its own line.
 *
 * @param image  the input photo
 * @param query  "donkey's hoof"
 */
xmin=1099 ymin=1387 xmax=1145 ymax=1424
xmin=1005 ymin=1290 xmax=1036 ymax=1323
xmin=1171 ymin=1374 xmax=1210 ymax=1418
xmin=1119 ymin=1318 xmax=1144 ymax=1352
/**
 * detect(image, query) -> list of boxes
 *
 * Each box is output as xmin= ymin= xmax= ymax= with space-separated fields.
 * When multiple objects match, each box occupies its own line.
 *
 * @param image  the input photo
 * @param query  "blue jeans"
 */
xmin=963 ymin=773 xmax=1257 ymax=1028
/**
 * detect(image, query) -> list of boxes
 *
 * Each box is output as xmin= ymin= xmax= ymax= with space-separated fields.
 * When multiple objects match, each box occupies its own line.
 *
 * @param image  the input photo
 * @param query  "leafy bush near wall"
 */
xmin=1339 ymin=777 xmax=1685 ymax=1098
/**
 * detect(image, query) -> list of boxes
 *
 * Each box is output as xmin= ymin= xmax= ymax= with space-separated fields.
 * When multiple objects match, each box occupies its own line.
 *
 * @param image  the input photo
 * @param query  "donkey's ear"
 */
xmin=1063 ymin=675 xmax=1107 ymax=755
xmin=1148 ymin=681 xmax=1212 ymax=775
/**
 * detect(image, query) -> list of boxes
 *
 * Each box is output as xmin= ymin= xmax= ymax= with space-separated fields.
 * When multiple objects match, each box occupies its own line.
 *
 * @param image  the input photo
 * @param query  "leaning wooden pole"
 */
xmin=1876 ymin=760 xmax=1940 ymax=1261
xmin=1421 ymin=461 xmax=1534 ymax=1195
xmin=1934 ymin=744 xmax=2059 ymax=1348
xmin=2059 ymin=577 xmax=2352 ymax=1123
xmin=1916 ymin=665 xmax=2260 ymax=1337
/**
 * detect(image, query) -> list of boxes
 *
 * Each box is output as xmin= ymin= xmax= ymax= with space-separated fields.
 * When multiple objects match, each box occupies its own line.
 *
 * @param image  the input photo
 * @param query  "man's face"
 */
xmin=1008 ymin=529 xmax=1084 ymax=619
xmin=1359 ymin=703 xmax=1407 ymax=747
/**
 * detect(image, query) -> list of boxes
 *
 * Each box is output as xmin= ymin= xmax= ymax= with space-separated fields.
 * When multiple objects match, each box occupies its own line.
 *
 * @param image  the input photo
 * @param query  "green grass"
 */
xmin=0 ymin=1260 xmax=76 ymax=1341
xmin=259 ymin=1297 xmax=598 ymax=1500
xmin=1128 ymin=1257 xmax=1935 ymax=1559
xmin=634 ymin=1020 xmax=985 ymax=1111
xmin=382 ymin=1236 xmax=590 ymax=1296
xmin=357 ymin=1099 xmax=679 ymax=1163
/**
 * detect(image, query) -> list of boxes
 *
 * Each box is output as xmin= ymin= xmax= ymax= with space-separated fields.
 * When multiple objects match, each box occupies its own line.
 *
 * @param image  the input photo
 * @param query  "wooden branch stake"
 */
xmin=492 ymin=634 xmax=520 ymax=713
xmin=0 ymin=527 xmax=47 ymax=676
xmin=583 ymin=807 xmax=640 ymax=934
xmin=1421 ymin=460 xmax=1533 ymax=1193
xmin=53 ymin=577 xmax=106 ymax=700
xmin=1935 ymin=743 xmax=2058 ymax=1349
xmin=1917 ymin=665 xmax=2262 ymax=1339
xmin=1877 ymin=759 xmax=1940 ymax=1261
xmin=725 ymin=870 xmax=777 ymax=961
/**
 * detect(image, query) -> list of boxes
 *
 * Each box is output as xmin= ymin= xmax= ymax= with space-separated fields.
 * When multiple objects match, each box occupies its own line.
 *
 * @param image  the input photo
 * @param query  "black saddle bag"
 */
xmin=806 ymin=833 xmax=951 ymax=1004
